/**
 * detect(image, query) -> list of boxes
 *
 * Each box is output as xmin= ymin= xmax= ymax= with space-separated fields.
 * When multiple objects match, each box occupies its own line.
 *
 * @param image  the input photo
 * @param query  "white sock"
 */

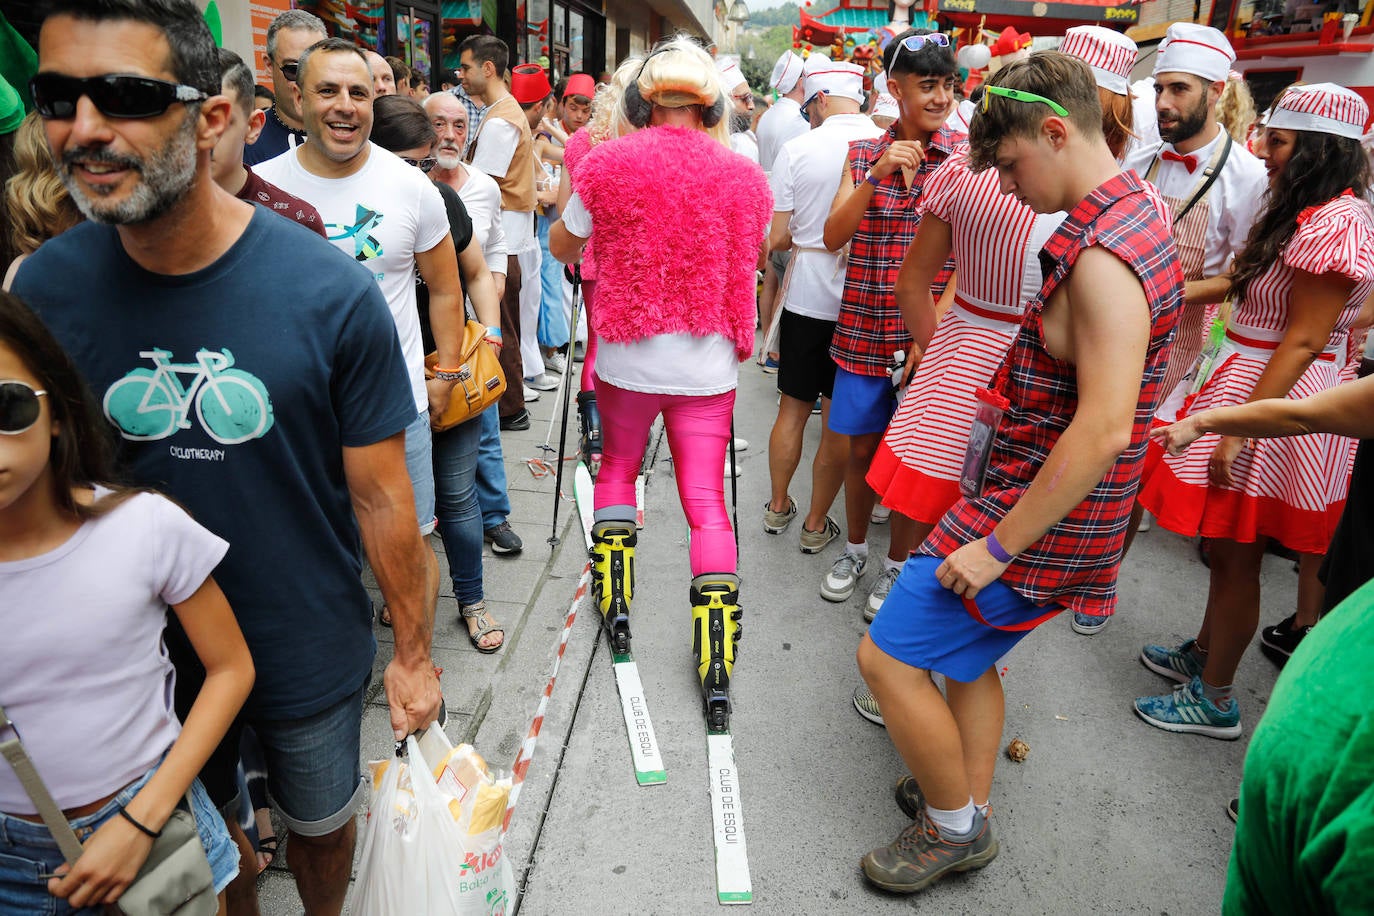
xmin=975 ymin=799 xmax=990 ymax=819
xmin=846 ymin=541 xmax=868 ymax=560
xmin=883 ymin=555 xmax=906 ymax=573
xmin=925 ymin=799 xmax=976 ymax=839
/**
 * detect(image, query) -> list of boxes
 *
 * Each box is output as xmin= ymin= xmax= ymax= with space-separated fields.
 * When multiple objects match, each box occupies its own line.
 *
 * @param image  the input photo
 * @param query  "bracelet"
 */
xmin=985 ymin=531 xmax=1016 ymax=564
xmin=485 ymin=325 xmax=502 ymax=340
xmin=118 ymin=806 xmax=161 ymax=839
xmin=433 ymin=366 xmax=468 ymax=381
xmin=864 ymin=169 xmax=881 ymax=188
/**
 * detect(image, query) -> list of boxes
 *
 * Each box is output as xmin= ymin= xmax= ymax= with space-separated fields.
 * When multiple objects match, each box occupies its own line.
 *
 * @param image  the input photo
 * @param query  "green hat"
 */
xmin=0 ymin=74 xmax=22 ymax=135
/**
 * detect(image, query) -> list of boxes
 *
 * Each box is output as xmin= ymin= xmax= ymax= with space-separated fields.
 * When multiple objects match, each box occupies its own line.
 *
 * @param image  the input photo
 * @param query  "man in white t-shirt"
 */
xmin=756 ymin=50 xmax=808 ymax=173
xmin=258 ymin=38 xmax=464 ymax=624
xmin=718 ymin=57 xmax=759 ymax=163
xmin=763 ymin=59 xmax=883 ymax=555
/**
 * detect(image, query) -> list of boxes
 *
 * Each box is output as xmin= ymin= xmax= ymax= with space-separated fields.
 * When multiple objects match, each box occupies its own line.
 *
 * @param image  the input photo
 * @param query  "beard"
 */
xmin=730 ymin=111 xmax=751 ymax=134
xmin=1158 ymin=95 xmax=1210 ymax=145
xmin=435 ymin=144 xmax=463 ymax=170
xmin=58 ymin=112 xmax=199 ymax=225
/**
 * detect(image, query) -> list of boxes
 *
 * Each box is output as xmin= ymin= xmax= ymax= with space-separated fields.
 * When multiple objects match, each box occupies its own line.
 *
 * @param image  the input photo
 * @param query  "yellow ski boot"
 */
xmin=591 ymin=520 xmax=636 ymax=654
xmin=691 ymin=573 xmax=742 ymax=731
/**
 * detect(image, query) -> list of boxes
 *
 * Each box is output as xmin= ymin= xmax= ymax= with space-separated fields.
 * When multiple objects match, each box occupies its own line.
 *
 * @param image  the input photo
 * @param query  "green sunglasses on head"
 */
xmin=981 ymin=85 xmax=1069 ymax=117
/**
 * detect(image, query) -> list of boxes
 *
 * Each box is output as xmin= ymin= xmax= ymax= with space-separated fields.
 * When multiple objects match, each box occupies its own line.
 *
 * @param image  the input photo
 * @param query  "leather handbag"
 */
xmin=425 ymin=319 xmax=506 ymax=432
xmin=0 ymin=704 xmax=217 ymax=916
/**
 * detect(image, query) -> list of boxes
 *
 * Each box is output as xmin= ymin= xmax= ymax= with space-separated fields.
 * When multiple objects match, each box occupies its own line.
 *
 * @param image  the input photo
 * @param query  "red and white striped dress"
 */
xmin=1139 ymin=192 xmax=1374 ymax=552
xmin=866 ymin=148 xmax=1063 ymax=524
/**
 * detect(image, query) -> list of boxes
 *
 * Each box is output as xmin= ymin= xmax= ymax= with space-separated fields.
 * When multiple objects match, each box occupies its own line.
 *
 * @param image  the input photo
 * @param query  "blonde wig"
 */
xmin=588 ymin=56 xmax=641 ymax=144
xmin=621 ymin=35 xmax=731 ymax=148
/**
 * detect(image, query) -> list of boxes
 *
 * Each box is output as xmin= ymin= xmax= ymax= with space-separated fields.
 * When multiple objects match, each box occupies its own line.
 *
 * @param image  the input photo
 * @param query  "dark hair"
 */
xmin=460 ymin=34 xmax=509 ymax=78
xmin=385 ymin=55 xmax=410 ymax=85
xmin=0 ymin=290 xmax=134 ymax=520
xmin=254 ymin=84 xmax=275 ymax=104
xmin=217 ymin=48 xmax=255 ymax=117
xmin=297 ymin=37 xmax=369 ymax=88
xmin=968 ymin=51 xmax=1103 ymax=172
xmin=884 ymin=28 xmax=956 ymax=79
xmin=41 ymin=0 xmax=219 ymax=95
xmin=409 ymin=72 xmax=426 ymax=91
xmin=371 ymin=94 xmax=435 ymax=152
xmin=1229 ymin=131 xmax=1372 ymax=301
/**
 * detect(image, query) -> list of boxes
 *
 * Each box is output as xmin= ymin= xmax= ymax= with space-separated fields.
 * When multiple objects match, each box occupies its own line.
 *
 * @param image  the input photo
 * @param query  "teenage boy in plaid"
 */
xmin=855 ymin=51 xmax=1183 ymax=894
xmin=820 ymin=29 xmax=961 ymax=618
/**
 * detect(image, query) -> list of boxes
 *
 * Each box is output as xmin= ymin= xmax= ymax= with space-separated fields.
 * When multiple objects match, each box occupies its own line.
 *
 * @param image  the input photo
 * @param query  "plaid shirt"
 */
xmin=829 ymin=123 xmax=962 ymax=377
xmin=921 ymin=171 xmax=1183 ymax=617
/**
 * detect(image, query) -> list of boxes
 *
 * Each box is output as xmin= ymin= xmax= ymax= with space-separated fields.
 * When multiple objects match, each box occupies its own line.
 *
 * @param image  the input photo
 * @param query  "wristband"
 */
xmin=118 ymin=806 xmax=161 ymax=839
xmin=864 ymin=169 xmax=881 ymax=188
xmin=985 ymin=531 xmax=1015 ymax=563
xmin=433 ymin=366 xmax=468 ymax=381
xmin=485 ymin=325 xmax=502 ymax=340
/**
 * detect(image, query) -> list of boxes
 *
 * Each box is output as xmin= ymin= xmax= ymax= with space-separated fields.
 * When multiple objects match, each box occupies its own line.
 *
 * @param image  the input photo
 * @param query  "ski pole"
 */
xmin=548 ymin=264 xmax=583 ymax=548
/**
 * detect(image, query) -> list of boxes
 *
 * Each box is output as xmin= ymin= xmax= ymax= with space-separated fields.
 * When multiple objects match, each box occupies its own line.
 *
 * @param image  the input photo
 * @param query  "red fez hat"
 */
xmin=511 ymin=63 xmax=553 ymax=105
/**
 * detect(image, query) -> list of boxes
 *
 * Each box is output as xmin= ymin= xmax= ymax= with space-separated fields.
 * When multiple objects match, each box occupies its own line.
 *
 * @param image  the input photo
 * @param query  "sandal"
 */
xmin=378 ymin=604 xmax=392 ymax=628
xmin=460 ymin=601 xmax=504 ymax=654
xmin=256 ymin=835 xmax=278 ymax=875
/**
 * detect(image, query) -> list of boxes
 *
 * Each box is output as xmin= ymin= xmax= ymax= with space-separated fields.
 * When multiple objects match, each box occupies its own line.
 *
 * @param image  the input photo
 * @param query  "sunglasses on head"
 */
xmin=276 ymin=60 xmax=300 ymax=82
xmin=0 ymin=381 xmax=47 ymax=435
xmin=899 ymin=33 xmax=951 ymax=53
xmin=402 ymin=156 xmax=438 ymax=173
xmin=30 ymin=72 xmax=207 ymax=120
xmin=981 ymin=85 xmax=1069 ymax=117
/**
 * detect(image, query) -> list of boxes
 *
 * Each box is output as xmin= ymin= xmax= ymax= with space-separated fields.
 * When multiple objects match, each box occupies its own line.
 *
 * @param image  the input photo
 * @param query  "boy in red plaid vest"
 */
xmin=818 ymin=28 xmax=963 ymax=619
xmin=855 ymin=51 xmax=1183 ymax=895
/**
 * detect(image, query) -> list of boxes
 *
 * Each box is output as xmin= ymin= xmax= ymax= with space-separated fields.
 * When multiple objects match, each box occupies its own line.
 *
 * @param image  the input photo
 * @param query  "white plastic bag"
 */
xmin=349 ymin=731 xmax=514 ymax=916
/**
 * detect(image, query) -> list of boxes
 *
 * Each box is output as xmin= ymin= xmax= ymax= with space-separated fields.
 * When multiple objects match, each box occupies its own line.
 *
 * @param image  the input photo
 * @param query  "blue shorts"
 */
xmin=827 ymin=367 xmax=898 ymax=436
xmin=404 ymin=410 xmax=437 ymax=536
xmin=0 ymin=767 xmax=239 ymax=913
xmin=251 ymin=676 xmax=369 ymax=837
xmin=867 ymin=555 xmax=1058 ymax=683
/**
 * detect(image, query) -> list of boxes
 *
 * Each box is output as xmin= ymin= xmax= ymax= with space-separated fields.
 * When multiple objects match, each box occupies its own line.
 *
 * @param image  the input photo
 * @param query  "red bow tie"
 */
xmin=1161 ymin=149 xmax=1199 ymax=174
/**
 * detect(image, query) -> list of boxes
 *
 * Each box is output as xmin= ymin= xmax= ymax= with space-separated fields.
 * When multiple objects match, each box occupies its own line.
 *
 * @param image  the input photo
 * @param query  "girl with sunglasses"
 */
xmin=0 ymin=291 xmax=254 ymax=912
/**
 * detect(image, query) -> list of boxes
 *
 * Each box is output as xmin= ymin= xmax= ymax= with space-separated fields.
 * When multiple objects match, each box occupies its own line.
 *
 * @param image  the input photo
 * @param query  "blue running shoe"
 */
xmin=1071 ymin=611 xmax=1109 ymax=635
xmin=1139 ymin=638 xmax=1205 ymax=684
xmin=1133 ymin=676 xmax=1242 ymax=740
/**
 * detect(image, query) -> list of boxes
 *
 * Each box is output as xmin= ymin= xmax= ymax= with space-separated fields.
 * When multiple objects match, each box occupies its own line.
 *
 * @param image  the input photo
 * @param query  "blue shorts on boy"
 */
xmin=827 ymin=366 xmax=899 ymax=436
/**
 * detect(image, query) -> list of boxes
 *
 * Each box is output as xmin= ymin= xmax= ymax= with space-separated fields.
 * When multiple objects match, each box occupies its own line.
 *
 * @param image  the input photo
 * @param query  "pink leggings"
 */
xmin=594 ymin=381 xmax=737 ymax=575
xmin=579 ymin=280 xmax=599 ymax=393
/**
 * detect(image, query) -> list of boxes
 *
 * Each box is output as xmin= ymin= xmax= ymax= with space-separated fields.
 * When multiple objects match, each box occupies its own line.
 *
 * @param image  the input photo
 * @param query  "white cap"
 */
xmin=769 ymin=51 xmax=805 ymax=94
xmin=1153 ymin=23 xmax=1234 ymax=84
xmin=716 ymin=57 xmax=747 ymax=92
xmin=873 ymin=71 xmax=889 ymax=96
xmin=1267 ymin=82 xmax=1370 ymax=140
xmin=803 ymin=58 xmax=866 ymax=105
xmin=1060 ymin=26 xmax=1137 ymax=96
xmin=873 ymin=93 xmax=899 ymax=120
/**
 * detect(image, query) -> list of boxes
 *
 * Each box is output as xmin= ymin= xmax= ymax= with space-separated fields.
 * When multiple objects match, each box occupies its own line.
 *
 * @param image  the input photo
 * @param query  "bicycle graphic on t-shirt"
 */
xmin=103 ymin=348 xmax=275 ymax=445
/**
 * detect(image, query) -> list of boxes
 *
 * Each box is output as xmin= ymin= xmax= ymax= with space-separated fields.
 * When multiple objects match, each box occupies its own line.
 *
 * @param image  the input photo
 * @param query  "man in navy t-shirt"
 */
xmin=16 ymin=3 xmax=441 ymax=913
xmin=242 ymin=8 xmax=323 ymax=167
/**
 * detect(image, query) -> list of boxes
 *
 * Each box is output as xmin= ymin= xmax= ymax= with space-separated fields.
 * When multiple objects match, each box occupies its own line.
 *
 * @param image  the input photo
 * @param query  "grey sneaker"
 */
xmin=484 ymin=521 xmax=523 ymax=556
xmin=821 ymin=551 xmax=867 ymax=602
xmin=870 ymin=503 xmax=891 ymax=525
xmin=763 ymin=498 xmax=797 ymax=534
xmin=799 ymin=515 xmax=840 ymax=554
xmin=1139 ymin=638 xmax=1205 ymax=684
xmin=865 ymin=566 xmax=902 ymax=622
xmin=861 ymin=809 xmax=998 ymax=894
xmin=853 ymin=685 xmax=885 ymax=726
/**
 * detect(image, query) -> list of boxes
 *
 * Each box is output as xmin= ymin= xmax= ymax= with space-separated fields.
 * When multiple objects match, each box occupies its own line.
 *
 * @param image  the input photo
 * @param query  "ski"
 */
xmin=573 ymin=463 xmax=666 ymax=786
xmin=707 ymin=729 xmax=752 ymax=904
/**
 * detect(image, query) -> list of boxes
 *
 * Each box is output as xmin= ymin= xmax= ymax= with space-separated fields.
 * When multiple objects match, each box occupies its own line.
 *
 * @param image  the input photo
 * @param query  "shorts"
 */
xmin=828 ymin=366 xmax=898 ymax=436
xmin=867 ymin=555 xmax=1056 ymax=683
xmin=404 ymin=410 xmax=437 ymax=536
xmin=777 ymin=310 xmax=838 ymax=403
xmin=768 ymin=248 xmax=792 ymax=278
xmin=0 ymin=766 xmax=240 ymax=912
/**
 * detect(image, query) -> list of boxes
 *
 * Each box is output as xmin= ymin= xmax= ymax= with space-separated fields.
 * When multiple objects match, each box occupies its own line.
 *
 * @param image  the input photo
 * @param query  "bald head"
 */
xmin=363 ymin=49 xmax=395 ymax=96
xmin=424 ymin=91 xmax=469 ymax=170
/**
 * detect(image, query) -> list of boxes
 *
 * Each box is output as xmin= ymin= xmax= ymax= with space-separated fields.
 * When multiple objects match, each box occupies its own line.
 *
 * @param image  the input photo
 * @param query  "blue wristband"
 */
xmin=485 ymin=326 xmax=502 ymax=340
xmin=985 ymin=531 xmax=1015 ymax=563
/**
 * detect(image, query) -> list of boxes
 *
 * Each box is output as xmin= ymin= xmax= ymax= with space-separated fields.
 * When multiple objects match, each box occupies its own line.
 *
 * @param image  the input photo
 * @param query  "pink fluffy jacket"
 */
xmin=574 ymin=124 xmax=772 ymax=360
xmin=561 ymin=128 xmax=598 ymax=280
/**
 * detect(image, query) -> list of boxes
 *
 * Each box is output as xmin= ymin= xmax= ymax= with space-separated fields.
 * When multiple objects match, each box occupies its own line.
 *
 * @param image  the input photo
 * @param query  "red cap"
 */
xmin=510 ymin=63 xmax=553 ymax=105
xmin=562 ymin=73 xmax=596 ymax=101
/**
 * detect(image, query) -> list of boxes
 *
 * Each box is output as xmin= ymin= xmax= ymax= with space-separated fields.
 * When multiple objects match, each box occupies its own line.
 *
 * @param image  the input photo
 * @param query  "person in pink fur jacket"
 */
xmin=550 ymin=35 xmax=772 ymax=730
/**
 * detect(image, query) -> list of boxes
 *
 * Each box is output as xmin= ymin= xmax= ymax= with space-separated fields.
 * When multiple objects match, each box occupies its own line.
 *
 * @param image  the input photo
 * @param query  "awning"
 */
xmin=936 ymin=0 xmax=1137 ymax=34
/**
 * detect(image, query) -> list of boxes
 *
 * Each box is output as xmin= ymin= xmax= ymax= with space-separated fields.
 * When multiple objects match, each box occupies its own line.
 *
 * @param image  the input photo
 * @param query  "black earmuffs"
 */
xmin=623 ymin=47 xmax=727 ymax=129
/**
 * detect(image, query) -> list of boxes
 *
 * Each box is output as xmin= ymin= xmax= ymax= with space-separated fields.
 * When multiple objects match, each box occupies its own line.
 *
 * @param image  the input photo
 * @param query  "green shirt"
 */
xmin=1225 ymin=580 xmax=1374 ymax=914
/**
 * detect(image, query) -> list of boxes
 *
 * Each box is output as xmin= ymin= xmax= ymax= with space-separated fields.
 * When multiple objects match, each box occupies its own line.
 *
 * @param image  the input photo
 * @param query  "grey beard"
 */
xmin=435 ymin=147 xmax=463 ymax=170
xmin=59 ymin=112 xmax=199 ymax=225
xmin=730 ymin=112 xmax=751 ymax=134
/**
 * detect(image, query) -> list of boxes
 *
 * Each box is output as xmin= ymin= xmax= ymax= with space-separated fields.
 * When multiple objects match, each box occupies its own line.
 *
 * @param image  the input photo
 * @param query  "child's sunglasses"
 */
xmin=30 ymin=72 xmax=208 ymax=120
xmin=0 ymin=381 xmax=48 ymax=435
xmin=981 ymin=85 xmax=1070 ymax=117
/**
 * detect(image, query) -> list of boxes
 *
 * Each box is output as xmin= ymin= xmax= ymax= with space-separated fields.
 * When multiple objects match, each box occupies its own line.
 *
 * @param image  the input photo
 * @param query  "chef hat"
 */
xmin=716 ymin=57 xmax=747 ymax=93
xmin=769 ymin=51 xmax=805 ymax=94
xmin=1153 ymin=23 xmax=1234 ymax=84
xmin=1267 ymin=82 xmax=1370 ymax=140
xmin=1060 ymin=26 xmax=1137 ymax=96
xmin=872 ymin=93 xmax=899 ymax=120
xmin=873 ymin=71 xmax=889 ymax=96
xmin=804 ymin=58 xmax=866 ymax=104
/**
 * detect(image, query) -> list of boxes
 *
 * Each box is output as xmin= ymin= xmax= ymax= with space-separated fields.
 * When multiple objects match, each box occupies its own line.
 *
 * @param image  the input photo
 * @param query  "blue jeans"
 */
xmin=476 ymin=407 xmax=512 ymax=530
xmin=535 ymin=215 xmax=570 ymax=349
xmin=432 ymin=414 xmax=484 ymax=605
xmin=0 ymin=767 xmax=239 ymax=914
xmin=404 ymin=410 xmax=437 ymax=535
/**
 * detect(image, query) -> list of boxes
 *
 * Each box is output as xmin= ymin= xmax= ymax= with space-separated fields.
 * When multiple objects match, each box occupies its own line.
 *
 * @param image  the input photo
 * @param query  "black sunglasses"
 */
xmin=277 ymin=60 xmax=300 ymax=82
xmin=30 ymin=72 xmax=207 ymax=120
xmin=0 ymin=381 xmax=48 ymax=435
xmin=403 ymin=156 xmax=438 ymax=173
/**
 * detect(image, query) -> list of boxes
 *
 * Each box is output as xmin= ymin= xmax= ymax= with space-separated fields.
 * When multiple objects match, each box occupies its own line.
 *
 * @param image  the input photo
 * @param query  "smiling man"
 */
xmin=243 ymin=8 xmax=325 ymax=166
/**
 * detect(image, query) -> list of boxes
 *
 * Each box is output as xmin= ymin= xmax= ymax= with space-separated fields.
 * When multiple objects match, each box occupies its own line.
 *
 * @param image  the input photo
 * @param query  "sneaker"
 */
xmin=821 ymin=551 xmax=867 ymax=602
xmin=545 ymin=351 xmax=568 ymax=374
xmin=521 ymin=385 xmax=541 ymax=402
xmin=732 ymin=437 xmax=749 ymax=452
xmin=1070 ymin=611 xmax=1110 ymax=636
xmin=761 ymin=356 xmax=779 ymax=374
xmin=1259 ymin=613 xmax=1311 ymax=666
xmin=573 ymin=341 xmax=586 ymax=363
xmin=870 ymin=503 xmax=891 ymax=525
xmin=865 ymin=566 xmax=902 ymax=622
xmin=525 ymin=372 xmax=559 ymax=391
xmin=799 ymin=516 xmax=840 ymax=554
xmin=1139 ymin=638 xmax=1205 ymax=684
xmin=1133 ymin=675 xmax=1242 ymax=740
xmin=853 ymin=685 xmax=885 ymax=726
xmin=894 ymin=776 xmax=924 ymax=818
xmin=763 ymin=498 xmax=797 ymax=534
xmin=861 ymin=809 xmax=998 ymax=894
xmin=1227 ymin=797 xmax=1239 ymax=823
xmin=484 ymin=520 xmax=523 ymax=555
xmin=1137 ymin=511 xmax=1153 ymax=532
xmin=499 ymin=409 xmax=531 ymax=431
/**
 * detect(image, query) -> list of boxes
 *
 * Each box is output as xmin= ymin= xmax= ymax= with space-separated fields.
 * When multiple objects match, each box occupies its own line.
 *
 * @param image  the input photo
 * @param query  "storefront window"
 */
xmin=569 ymin=9 xmax=584 ymax=72
xmin=296 ymin=0 xmax=384 ymax=53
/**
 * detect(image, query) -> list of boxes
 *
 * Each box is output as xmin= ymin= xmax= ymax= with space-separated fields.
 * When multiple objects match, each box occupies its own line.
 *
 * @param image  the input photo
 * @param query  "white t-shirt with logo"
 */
xmin=259 ymin=143 xmax=450 ymax=411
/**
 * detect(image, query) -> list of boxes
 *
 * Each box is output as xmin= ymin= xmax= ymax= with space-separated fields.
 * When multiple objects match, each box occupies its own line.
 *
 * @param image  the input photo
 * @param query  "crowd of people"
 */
xmin=1 ymin=0 xmax=1371 ymax=912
